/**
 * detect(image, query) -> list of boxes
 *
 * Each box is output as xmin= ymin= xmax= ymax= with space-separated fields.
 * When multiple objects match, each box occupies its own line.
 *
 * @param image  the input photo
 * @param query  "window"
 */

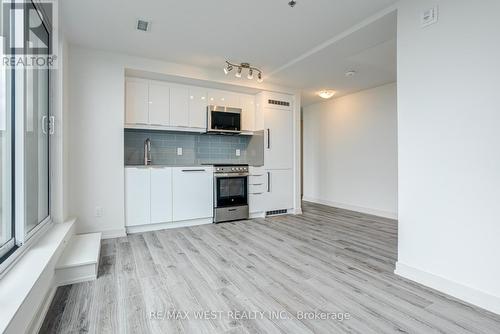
xmin=0 ymin=0 xmax=15 ymax=262
xmin=0 ymin=0 xmax=52 ymax=269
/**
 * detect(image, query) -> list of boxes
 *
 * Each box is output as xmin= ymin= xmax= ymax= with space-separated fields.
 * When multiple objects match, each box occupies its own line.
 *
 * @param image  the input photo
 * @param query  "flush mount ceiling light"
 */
xmin=136 ymin=19 xmax=151 ymax=32
xmin=345 ymin=70 xmax=357 ymax=77
xmin=318 ymin=90 xmax=336 ymax=99
xmin=224 ymin=61 xmax=264 ymax=83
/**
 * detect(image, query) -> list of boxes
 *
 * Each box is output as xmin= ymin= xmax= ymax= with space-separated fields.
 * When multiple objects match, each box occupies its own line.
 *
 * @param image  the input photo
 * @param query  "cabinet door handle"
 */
xmin=182 ymin=169 xmax=206 ymax=172
xmin=267 ymin=129 xmax=270 ymax=149
xmin=267 ymin=172 xmax=271 ymax=192
xmin=250 ymin=192 xmax=263 ymax=195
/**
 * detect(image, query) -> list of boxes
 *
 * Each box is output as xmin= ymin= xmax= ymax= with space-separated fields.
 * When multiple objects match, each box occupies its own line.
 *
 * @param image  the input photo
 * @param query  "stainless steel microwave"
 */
xmin=207 ymin=105 xmax=241 ymax=134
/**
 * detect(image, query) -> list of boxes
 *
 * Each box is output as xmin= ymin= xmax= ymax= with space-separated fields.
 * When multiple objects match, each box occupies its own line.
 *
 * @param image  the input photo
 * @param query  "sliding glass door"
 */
xmin=24 ymin=1 xmax=50 ymax=236
xmin=1 ymin=0 xmax=52 ymax=267
xmin=0 ymin=0 xmax=14 ymax=259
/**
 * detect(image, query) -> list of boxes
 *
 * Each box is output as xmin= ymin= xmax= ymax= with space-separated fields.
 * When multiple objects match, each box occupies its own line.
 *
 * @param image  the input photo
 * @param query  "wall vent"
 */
xmin=266 ymin=209 xmax=288 ymax=216
xmin=268 ymin=99 xmax=290 ymax=107
xmin=136 ymin=19 xmax=151 ymax=32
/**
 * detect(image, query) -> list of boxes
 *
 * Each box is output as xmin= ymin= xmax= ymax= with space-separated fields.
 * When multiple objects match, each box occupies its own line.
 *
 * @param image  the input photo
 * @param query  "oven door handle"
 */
xmin=214 ymin=173 xmax=249 ymax=178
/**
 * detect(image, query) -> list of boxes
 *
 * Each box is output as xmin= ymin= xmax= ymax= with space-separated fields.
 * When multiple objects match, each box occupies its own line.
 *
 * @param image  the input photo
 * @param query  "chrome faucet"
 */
xmin=144 ymin=138 xmax=152 ymax=165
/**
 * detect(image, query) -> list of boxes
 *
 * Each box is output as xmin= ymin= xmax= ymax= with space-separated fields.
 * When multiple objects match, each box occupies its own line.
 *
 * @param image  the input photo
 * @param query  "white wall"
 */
xmin=303 ymin=83 xmax=398 ymax=218
xmin=67 ymin=46 xmax=301 ymax=237
xmin=396 ymin=0 xmax=500 ymax=314
xmin=67 ymin=47 xmax=126 ymax=237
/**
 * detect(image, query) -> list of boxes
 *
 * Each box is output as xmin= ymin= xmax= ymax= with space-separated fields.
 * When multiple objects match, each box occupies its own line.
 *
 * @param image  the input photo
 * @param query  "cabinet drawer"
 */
xmin=249 ymin=193 xmax=265 ymax=213
xmin=249 ymin=166 xmax=265 ymax=174
xmin=249 ymin=183 xmax=266 ymax=194
xmin=249 ymin=174 xmax=266 ymax=185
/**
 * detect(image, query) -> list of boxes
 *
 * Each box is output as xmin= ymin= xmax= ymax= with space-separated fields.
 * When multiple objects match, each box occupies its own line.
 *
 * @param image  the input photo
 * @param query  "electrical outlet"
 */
xmin=236 ymin=149 xmax=241 ymax=157
xmin=95 ymin=206 xmax=103 ymax=218
xmin=177 ymin=147 xmax=183 ymax=156
xmin=421 ymin=6 xmax=438 ymax=27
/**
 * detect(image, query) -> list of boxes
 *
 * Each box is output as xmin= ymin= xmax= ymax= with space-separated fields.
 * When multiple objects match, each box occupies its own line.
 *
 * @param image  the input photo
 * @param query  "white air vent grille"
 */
xmin=268 ymin=99 xmax=290 ymax=107
xmin=136 ymin=19 xmax=150 ymax=32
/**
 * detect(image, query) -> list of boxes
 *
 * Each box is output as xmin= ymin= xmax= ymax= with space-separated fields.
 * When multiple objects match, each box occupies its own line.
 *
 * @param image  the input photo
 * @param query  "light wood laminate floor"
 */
xmin=41 ymin=202 xmax=500 ymax=333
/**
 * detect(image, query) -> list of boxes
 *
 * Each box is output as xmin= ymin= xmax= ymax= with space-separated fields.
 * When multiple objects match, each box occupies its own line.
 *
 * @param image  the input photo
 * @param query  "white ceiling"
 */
xmin=271 ymin=11 xmax=397 ymax=105
xmin=61 ymin=0 xmax=397 ymax=106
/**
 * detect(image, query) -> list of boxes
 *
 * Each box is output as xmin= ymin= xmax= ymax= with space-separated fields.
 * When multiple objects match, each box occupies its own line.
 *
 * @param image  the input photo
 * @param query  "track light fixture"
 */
xmin=223 ymin=61 xmax=263 ymax=83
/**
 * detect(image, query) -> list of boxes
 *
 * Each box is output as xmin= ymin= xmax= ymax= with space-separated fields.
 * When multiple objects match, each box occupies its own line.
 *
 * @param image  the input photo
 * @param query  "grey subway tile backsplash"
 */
xmin=124 ymin=129 xmax=251 ymax=166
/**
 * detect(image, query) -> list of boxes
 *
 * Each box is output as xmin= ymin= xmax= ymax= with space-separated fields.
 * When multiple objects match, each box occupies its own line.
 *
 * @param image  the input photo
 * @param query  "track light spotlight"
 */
xmin=235 ymin=67 xmax=242 ymax=78
xmin=257 ymin=72 xmax=263 ymax=83
xmin=223 ymin=64 xmax=233 ymax=75
xmin=247 ymin=69 xmax=254 ymax=80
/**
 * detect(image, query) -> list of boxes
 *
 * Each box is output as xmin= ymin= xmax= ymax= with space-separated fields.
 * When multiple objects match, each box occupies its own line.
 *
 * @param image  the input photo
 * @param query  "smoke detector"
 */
xmin=136 ymin=19 xmax=151 ymax=32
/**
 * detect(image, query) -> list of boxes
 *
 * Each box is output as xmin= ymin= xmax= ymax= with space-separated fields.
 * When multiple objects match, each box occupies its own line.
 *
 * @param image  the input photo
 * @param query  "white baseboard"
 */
xmin=302 ymin=196 xmax=397 ymax=219
xmin=27 ymin=283 xmax=56 ymax=334
xmin=395 ymin=262 xmax=500 ymax=315
xmin=249 ymin=212 xmax=266 ymax=219
xmin=100 ymin=228 xmax=127 ymax=239
xmin=126 ymin=218 xmax=213 ymax=234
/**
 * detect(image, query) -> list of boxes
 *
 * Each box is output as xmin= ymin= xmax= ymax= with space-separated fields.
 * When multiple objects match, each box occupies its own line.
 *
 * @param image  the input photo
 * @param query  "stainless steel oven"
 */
xmin=207 ymin=105 xmax=242 ymax=134
xmin=214 ymin=165 xmax=249 ymax=223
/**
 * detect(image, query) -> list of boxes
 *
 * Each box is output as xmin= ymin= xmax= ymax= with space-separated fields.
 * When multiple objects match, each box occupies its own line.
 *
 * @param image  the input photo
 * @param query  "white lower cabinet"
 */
xmin=248 ymin=167 xmax=266 ymax=213
xmin=172 ymin=167 xmax=213 ymax=222
xmin=249 ymin=194 xmax=265 ymax=214
xmin=264 ymin=169 xmax=294 ymax=212
xmin=125 ymin=167 xmax=151 ymax=227
xmin=150 ymin=167 xmax=173 ymax=224
xmin=126 ymin=166 xmax=213 ymax=228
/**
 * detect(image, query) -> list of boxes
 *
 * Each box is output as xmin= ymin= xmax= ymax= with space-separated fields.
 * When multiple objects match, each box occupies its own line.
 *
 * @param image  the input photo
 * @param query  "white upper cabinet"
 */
xmin=188 ymin=87 xmax=208 ymax=129
xmin=172 ymin=167 xmax=213 ymax=222
xmin=125 ymin=167 xmax=151 ymax=227
xmin=240 ymin=94 xmax=256 ymax=132
xmin=150 ymin=167 xmax=173 ymax=224
xmin=125 ymin=78 xmax=149 ymax=125
xmin=169 ymin=84 xmax=190 ymax=127
xmin=264 ymin=107 xmax=293 ymax=169
xmin=208 ymin=89 xmax=240 ymax=108
xmin=125 ymin=78 xmax=264 ymax=133
xmin=148 ymin=81 xmax=170 ymax=126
